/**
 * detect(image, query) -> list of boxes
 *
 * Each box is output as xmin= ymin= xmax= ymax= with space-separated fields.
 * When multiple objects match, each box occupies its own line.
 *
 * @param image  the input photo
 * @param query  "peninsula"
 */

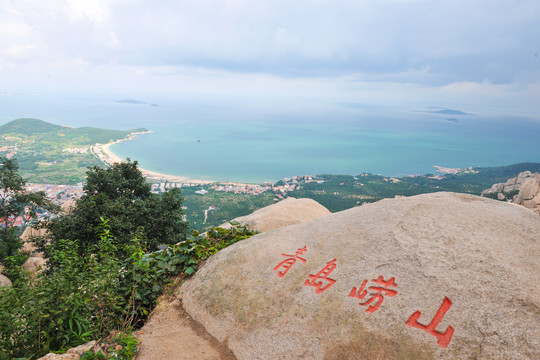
xmin=0 ymin=118 xmax=148 ymax=184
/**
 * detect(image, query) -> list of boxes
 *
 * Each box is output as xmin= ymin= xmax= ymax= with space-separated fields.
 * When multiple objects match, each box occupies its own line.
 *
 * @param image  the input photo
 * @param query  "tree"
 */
xmin=0 ymin=157 xmax=53 ymax=262
xmin=45 ymin=159 xmax=188 ymax=257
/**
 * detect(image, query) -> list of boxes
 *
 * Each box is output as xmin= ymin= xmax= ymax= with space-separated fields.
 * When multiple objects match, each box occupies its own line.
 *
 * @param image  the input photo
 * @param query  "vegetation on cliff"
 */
xmin=0 ymin=157 xmax=56 ymax=270
xmin=43 ymin=160 xmax=188 ymax=257
xmin=0 ymin=158 xmax=256 ymax=360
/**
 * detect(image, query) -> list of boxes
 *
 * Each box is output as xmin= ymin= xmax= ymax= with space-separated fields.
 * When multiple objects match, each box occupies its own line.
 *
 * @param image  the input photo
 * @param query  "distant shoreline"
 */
xmin=97 ymin=131 xmax=218 ymax=185
xmin=97 ymin=134 xmax=486 ymax=186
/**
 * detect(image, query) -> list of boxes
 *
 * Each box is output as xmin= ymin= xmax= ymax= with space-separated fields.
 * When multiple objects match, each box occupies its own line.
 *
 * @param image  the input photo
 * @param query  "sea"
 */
xmin=1 ymin=93 xmax=539 ymax=183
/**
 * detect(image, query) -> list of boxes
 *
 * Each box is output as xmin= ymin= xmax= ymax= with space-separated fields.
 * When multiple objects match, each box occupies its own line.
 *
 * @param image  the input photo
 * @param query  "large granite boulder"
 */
xmin=181 ymin=192 xmax=540 ymax=360
xmin=221 ymin=197 xmax=330 ymax=232
xmin=514 ymin=178 xmax=540 ymax=214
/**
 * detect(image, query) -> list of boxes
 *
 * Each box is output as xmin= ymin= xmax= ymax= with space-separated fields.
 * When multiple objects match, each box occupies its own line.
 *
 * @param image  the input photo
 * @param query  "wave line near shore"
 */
xmin=94 ymin=131 xmax=217 ymax=185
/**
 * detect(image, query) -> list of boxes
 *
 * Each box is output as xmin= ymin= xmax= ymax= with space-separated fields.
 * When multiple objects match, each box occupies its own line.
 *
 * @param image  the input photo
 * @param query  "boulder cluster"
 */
xmin=482 ymin=171 xmax=540 ymax=214
xmin=0 ymin=226 xmax=47 ymax=288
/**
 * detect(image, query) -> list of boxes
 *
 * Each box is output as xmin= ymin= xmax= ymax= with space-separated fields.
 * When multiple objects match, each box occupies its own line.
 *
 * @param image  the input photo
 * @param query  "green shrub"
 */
xmin=80 ymin=332 xmax=139 ymax=360
xmin=0 ymin=220 xmax=257 ymax=359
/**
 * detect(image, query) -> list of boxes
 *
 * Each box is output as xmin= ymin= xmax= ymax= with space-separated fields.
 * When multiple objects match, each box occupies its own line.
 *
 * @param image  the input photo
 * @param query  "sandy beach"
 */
xmin=96 ymin=132 xmax=216 ymax=185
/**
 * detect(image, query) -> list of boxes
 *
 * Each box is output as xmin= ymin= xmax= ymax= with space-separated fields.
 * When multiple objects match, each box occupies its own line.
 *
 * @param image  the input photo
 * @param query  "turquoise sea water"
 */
xmin=1 ymin=94 xmax=539 ymax=183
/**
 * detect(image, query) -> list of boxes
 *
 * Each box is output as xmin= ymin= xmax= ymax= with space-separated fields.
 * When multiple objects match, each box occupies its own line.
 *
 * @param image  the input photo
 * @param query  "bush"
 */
xmin=0 ymin=220 xmax=257 ymax=359
xmin=44 ymin=160 xmax=188 ymax=258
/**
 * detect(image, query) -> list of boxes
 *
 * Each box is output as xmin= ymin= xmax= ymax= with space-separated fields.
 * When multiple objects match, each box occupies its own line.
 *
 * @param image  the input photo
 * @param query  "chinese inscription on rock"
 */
xmin=273 ymin=247 xmax=455 ymax=349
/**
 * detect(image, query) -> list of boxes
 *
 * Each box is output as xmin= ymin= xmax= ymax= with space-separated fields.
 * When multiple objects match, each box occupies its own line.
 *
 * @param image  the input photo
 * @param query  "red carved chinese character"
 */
xmin=304 ymin=259 xmax=337 ymax=293
xmin=405 ymin=297 xmax=455 ymax=349
xmin=273 ymin=246 xmax=307 ymax=278
xmin=349 ymin=276 xmax=398 ymax=313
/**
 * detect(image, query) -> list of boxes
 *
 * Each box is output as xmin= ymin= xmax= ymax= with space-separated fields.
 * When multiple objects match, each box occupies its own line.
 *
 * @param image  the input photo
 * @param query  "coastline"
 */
xmin=95 ymin=131 xmax=490 ymax=187
xmin=96 ymin=131 xmax=216 ymax=185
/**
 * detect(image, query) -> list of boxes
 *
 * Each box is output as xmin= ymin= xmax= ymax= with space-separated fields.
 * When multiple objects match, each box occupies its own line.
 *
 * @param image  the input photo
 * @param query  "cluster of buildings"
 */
xmin=433 ymin=166 xmax=479 ymax=175
xmin=62 ymin=147 xmax=88 ymax=154
xmin=25 ymin=183 xmax=83 ymax=205
xmin=151 ymin=181 xmax=206 ymax=194
xmin=149 ymin=175 xmax=325 ymax=200
xmin=0 ymin=145 xmax=18 ymax=159
xmin=2 ymin=184 xmax=84 ymax=227
xmin=210 ymin=183 xmax=271 ymax=196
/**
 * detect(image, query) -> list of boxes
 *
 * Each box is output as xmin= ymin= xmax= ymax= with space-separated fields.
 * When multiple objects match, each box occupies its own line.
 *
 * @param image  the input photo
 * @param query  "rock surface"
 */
xmin=220 ymin=197 xmax=330 ymax=232
xmin=181 ymin=192 xmax=540 ymax=360
xmin=21 ymin=226 xmax=48 ymax=256
xmin=514 ymin=177 xmax=540 ymax=214
xmin=38 ymin=341 xmax=96 ymax=360
xmin=0 ymin=274 xmax=12 ymax=287
xmin=135 ymin=297 xmax=236 ymax=360
xmin=482 ymin=172 xmax=540 ymax=214
xmin=61 ymin=198 xmax=77 ymax=214
xmin=23 ymin=256 xmax=47 ymax=275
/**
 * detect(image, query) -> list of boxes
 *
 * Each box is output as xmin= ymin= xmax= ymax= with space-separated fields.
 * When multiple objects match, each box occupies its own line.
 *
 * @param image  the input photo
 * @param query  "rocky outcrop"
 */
xmin=61 ymin=198 xmax=76 ymax=214
xmin=23 ymin=256 xmax=47 ymax=275
xmin=481 ymin=171 xmax=540 ymax=195
xmin=38 ymin=341 xmax=97 ymax=360
xmin=0 ymin=274 xmax=12 ymax=287
xmin=482 ymin=171 xmax=540 ymax=214
xmin=21 ymin=226 xmax=48 ymax=256
xmin=181 ymin=192 xmax=540 ymax=360
xmin=514 ymin=178 xmax=540 ymax=214
xmin=135 ymin=297 xmax=236 ymax=360
xmin=220 ymin=197 xmax=330 ymax=232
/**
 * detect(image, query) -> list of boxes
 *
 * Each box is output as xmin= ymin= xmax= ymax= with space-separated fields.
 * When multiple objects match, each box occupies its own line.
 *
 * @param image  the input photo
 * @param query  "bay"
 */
xmin=1 ymin=94 xmax=539 ymax=183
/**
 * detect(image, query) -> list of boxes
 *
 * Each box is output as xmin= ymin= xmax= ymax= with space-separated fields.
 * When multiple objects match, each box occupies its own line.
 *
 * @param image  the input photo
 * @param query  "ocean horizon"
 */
xmin=2 ymin=94 xmax=539 ymax=183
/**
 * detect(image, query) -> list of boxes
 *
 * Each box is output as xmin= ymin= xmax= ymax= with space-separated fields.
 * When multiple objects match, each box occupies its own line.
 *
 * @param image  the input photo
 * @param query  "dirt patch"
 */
xmin=324 ymin=331 xmax=434 ymax=360
xmin=135 ymin=296 xmax=236 ymax=360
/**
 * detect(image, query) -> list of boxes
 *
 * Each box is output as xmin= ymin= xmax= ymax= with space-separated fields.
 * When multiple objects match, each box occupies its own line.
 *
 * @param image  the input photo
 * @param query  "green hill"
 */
xmin=0 ymin=118 xmax=63 ymax=135
xmin=0 ymin=118 xmax=136 ymax=145
xmin=0 ymin=118 xmax=148 ymax=184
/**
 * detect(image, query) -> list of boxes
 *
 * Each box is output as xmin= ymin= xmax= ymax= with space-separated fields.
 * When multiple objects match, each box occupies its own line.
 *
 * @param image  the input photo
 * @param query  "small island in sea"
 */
xmin=115 ymin=99 xmax=159 ymax=106
xmin=115 ymin=98 xmax=146 ymax=104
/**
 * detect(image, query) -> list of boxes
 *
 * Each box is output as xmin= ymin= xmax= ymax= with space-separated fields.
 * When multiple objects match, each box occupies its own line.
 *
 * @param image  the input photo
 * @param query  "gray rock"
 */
xmin=181 ymin=192 xmax=540 ymax=360
xmin=0 ymin=274 xmax=12 ymax=287
xmin=497 ymin=192 xmax=505 ymax=200
xmin=517 ymin=178 xmax=540 ymax=201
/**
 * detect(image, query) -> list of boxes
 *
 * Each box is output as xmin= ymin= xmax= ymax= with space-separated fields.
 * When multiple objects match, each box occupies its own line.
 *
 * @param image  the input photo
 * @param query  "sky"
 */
xmin=1 ymin=0 xmax=539 ymax=115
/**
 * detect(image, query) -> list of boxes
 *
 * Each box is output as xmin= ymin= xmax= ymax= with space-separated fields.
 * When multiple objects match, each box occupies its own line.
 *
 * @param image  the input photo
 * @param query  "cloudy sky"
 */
xmin=1 ymin=0 xmax=539 ymax=113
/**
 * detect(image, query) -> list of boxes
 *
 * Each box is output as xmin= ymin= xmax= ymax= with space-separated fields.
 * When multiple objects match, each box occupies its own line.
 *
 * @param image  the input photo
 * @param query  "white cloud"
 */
xmin=65 ymin=0 xmax=109 ymax=23
xmin=3 ymin=44 xmax=36 ymax=60
xmin=274 ymin=27 xmax=300 ymax=47
xmin=0 ymin=0 xmax=538 ymax=115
